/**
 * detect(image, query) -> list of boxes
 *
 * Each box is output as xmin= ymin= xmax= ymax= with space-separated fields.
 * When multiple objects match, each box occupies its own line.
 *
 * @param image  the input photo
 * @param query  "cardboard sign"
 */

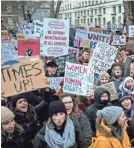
xmin=1 ymin=59 xmax=47 ymax=97
xmin=18 ymin=39 xmax=40 ymax=56
xmin=127 ymin=37 xmax=134 ymax=50
xmin=42 ymin=18 xmax=70 ymax=56
xmin=63 ymin=62 xmax=94 ymax=96
xmin=68 ymin=47 xmax=79 ymax=57
xmin=1 ymin=30 xmax=10 ymax=42
xmin=34 ymin=20 xmax=44 ymax=39
xmin=89 ymin=27 xmax=101 ymax=32
xmin=16 ymin=34 xmax=26 ymax=39
xmin=98 ymin=82 xmax=119 ymax=101
xmin=112 ymin=35 xmax=126 ymax=45
xmin=48 ymin=77 xmax=64 ymax=91
xmin=74 ymin=29 xmax=111 ymax=49
xmin=54 ymin=53 xmax=77 ymax=73
xmin=89 ymin=41 xmax=118 ymax=74
xmin=128 ymin=25 xmax=134 ymax=37
xmin=1 ymin=41 xmax=18 ymax=60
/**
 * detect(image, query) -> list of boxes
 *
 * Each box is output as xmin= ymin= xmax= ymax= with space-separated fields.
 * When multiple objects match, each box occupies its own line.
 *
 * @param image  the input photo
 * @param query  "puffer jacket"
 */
xmin=85 ymin=87 xmax=111 ymax=136
xmin=1 ymin=123 xmax=24 ymax=148
xmin=89 ymin=120 xmax=131 ymax=148
xmin=70 ymin=110 xmax=92 ymax=148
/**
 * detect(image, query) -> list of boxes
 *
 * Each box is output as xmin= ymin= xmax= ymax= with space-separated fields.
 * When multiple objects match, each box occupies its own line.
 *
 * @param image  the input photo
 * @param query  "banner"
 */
xmin=128 ymin=25 xmax=134 ymax=37
xmin=98 ymin=82 xmax=119 ymax=101
xmin=1 ymin=59 xmax=47 ymax=97
xmin=89 ymin=41 xmax=118 ymax=74
xmin=74 ymin=29 xmax=111 ymax=49
xmin=48 ymin=77 xmax=64 ymax=91
xmin=42 ymin=18 xmax=70 ymax=56
xmin=18 ymin=39 xmax=40 ymax=56
xmin=63 ymin=62 xmax=94 ymax=96
xmin=112 ymin=35 xmax=126 ymax=45
xmin=1 ymin=41 xmax=18 ymax=60
xmin=54 ymin=53 xmax=77 ymax=73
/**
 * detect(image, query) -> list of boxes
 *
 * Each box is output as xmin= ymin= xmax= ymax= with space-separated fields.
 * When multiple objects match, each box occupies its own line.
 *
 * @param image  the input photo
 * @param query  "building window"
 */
xmin=92 ymin=1 xmax=94 ymax=5
xmin=84 ymin=11 xmax=86 ymax=16
xmin=96 ymin=1 xmax=98 ymax=4
xmin=82 ymin=2 xmax=84 ymax=6
xmin=75 ymin=12 xmax=77 ymax=17
xmin=79 ymin=3 xmax=81 ymax=7
xmin=112 ymin=17 xmax=115 ymax=24
xmin=7 ymin=6 xmax=12 ymax=12
xmin=98 ymin=18 xmax=101 ymax=26
xmin=81 ymin=11 xmax=83 ymax=16
xmin=113 ymin=6 xmax=116 ymax=14
xmin=91 ymin=10 xmax=93 ymax=16
xmin=95 ymin=18 xmax=97 ymax=26
xmin=87 ymin=10 xmax=89 ymax=16
xmin=118 ymin=16 xmax=121 ymax=26
xmin=119 ymin=6 xmax=121 ymax=13
xmin=88 ymin=1 xmax=90 ymax=5
xmin=103 ymin=8 xmax=106 ymax=14
xmin=85 ymin=1 xmax=87 ymax=6
xmin=90 ymin=18 xmax=93 ymax=23
xmin=88 ymin=18 xmax=89 ymax=25
xmin=78 ymin=19 xmax=79 ymax=25
xmin=81 ymin=19 xmax=83 ymax=23
xmin=78 ymin=11 xmax=80 ymax=17
xmin=75 ymin=19 xmax=77 ymax=25
xmin=99 ymin=9 xmax=101 ymax=15
xmin=84 ymin=18 xmax=86 ymax=24
xmin=95 ymin=9 xmax=97 ymax=15
xmin=103 ymin=17 xmax=106 ymax=25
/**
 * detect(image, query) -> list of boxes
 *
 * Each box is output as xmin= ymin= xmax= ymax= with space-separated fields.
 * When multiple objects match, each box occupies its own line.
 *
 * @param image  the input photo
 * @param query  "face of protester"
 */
xmin=47 ymin=66 xmax=57 ymax=75
xmin=82 ymin=51 xmax=90 ymax=61
xmin=121 ymin=99 xmax=132 ymax=110
xmin=130 ymin=68 xmax=134 ymax=78
xmin=100 ymin=77 xmax=109 ymax=85
xmin=62 ymin=96 xmax=74 ymax=115
xmin=15 ymin=98 xmax=28 ymax=112
xmin=125 ymin=79 xmax=134 ymax=90
xmin=2 ymin=119 xmax=15 ymax=134
xmin=117 ymin=111 xmax=126 ymax=127
xmin=101 ymin=93 xmax=109 ymax=101
xmin=52 ymin=112 xmax=66 ymax=127
xmin=114 ymin=66 xmax=122 ymax=77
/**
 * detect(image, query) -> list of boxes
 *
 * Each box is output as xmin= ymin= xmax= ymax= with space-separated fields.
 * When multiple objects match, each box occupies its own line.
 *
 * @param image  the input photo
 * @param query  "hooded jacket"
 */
xmin=89 ymin=120 xmax=131 ymax=148
xmin=85 ymin=88 xmax=111 ymax=136
xmin=1 ymin=123 xmax=24 ymax=148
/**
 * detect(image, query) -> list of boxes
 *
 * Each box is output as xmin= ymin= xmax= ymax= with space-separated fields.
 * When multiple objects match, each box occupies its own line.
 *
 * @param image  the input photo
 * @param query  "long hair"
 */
xmin=60 ymin=93 xmax=80 ymax=116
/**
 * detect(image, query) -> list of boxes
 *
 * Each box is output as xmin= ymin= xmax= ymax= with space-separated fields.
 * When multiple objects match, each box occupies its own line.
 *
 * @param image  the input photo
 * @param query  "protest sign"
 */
xmin=1 ymin=59 xmax=47 ymax=97
xmin=111 ymin=24 xmax=117 ymax=33
xmin=18 ymin=39 xmax=40 ymax=56
xmin=98 ymin=82 xmax=119 ymax=101
xmin=89 ymin=41 xmax=118 ymax=74
xmin=89 ymin=27 xmax=101 ymax=32
xmin=42 ymin=18 xmax=70 ymax=56
xmin=63 ymin=62 xmax=94 ymax=96
xmin=16 ymin=34 xmax=26 ymax=39
xmin=68 ymin=47 xmax=79 ymax=57
xmin=112 ymin=35 xmax=126 ymax=45
xmin=48 ymin=77 xmax=64 ymax=91
xmin=128 ymin=25 xmax=134 ymax=37
xmin=54 ymin=53 xmax=77 ymax=73
xmin=74 ymin=29 xmax=111 ymax=49
xmin=34 ymin=20 xmax=44 ymax=39
xmin=1 ymin=41 xmax=18 ymax=60
xmin=1 ymin=30 xmax=10 ymax=42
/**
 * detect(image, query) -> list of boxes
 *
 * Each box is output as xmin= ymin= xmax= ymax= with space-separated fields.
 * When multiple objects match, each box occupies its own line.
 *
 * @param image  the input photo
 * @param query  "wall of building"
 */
xmin=59 ymin=0 xmax=124 ymax=28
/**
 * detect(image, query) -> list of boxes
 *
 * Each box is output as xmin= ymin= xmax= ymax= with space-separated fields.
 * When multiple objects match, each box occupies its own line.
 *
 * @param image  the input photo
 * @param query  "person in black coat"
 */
xmin=85 ymin=87 xmax=112 ymax=136
xmin=1 ymin=106 xmax=24 ymax=148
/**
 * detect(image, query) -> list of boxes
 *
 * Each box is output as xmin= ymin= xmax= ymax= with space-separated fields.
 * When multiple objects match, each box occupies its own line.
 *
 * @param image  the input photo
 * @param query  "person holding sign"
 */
xmin=85 ymin=87 xmax=112 ymax=136
xmin=60 ymin=93 xmax=93 ymax=148
xmin=97 ymin=72 xmax=110 ymax=86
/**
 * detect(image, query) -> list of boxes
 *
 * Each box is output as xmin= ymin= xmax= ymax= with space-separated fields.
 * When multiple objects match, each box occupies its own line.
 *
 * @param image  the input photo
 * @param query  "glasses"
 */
xmin=63 ymin=101 xmax=73 ymax=105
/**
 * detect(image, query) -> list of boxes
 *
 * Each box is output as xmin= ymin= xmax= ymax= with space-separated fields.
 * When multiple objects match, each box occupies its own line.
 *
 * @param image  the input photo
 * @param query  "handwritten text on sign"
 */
xmin=63 ymin=62 xmax=94 ymax=96
xmin=112 ymin=35 xmax=126 ymax=45
xmin=1 ymin=42 xmax=18 ymax=60
xmin=1 ymin=60 xmax=46 ymax=97
xmin=89 ymin=42 xmax=118 ymax=74
xmin=48 ymin=77 xmax=64 ymax=91
xmin=43 ymin=18 xmax=69 ymax=56
xmin=74 ymin=29 xmax=111 ymax=49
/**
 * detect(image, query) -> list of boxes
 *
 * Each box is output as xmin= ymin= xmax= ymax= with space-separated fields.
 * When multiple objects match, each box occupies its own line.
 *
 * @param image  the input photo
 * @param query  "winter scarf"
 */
xmin=45 ymin=117 xmax=75 ymax=148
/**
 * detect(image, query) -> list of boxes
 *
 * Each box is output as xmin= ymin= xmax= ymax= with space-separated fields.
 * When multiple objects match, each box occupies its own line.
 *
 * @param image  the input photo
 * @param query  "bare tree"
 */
xmin=123 ymin=1 xmax=134 ymax=25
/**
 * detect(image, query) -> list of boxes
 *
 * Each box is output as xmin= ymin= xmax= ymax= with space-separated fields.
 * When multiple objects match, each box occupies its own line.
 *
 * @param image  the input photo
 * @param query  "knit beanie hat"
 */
xmin=99 ymin=72 xmax=110 ymax=81
xmin=11 ymin=94 xmax=28 ymax=108
xmin=97 ymin=106 xmax=123 ymax=125
xmin=119 ymin=95 xmax=132 ymax=103
xmin=1 ymin=106 xmax=14 ymax=124
xmin=124 ymin=77 xmax=133 ymax=87
xmin=49 ymin=100 xmax=67 ymax=117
